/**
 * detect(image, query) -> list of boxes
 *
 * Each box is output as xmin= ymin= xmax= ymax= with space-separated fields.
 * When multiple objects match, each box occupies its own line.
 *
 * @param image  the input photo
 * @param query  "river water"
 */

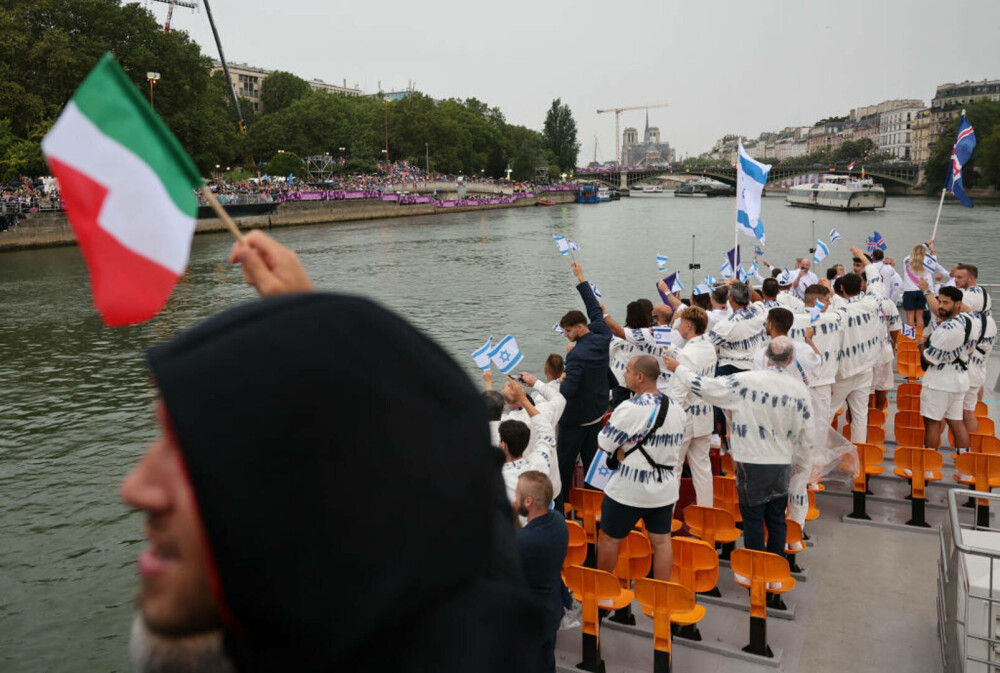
xmin=0 ymin=193 xmax=997 ymax=671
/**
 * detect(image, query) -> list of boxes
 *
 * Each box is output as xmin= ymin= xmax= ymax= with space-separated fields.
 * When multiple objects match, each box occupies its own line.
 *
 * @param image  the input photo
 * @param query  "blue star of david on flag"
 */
xmin=488 ymin=335 xmax=524 ymax=374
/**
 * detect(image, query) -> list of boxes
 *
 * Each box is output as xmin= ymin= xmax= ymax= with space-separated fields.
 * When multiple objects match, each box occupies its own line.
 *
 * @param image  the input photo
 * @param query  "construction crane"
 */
xmin=596 ymin=103 xmax=669 ymax=168
xmin=150 ymin=0 xmax=198 ymax=33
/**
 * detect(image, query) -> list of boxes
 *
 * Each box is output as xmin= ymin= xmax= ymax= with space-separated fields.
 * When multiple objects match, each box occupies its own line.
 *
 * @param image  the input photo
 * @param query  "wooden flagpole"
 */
xmin=930 ymin=187 xmax=947 ymax=241
xmin=200 ymin=185 xmax=247 ymax=246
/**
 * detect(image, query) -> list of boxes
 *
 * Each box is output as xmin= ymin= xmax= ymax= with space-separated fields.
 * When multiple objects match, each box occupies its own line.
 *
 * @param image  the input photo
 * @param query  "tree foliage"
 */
xmin=260 ymin=71 xmax=312 ymax=114
xmin=925 ymin=100 xmax=1000 ymax=191
xmin=265 ymin=151 xmax=306 ymax=178
xmin=542 ymin=98 xmax=580 ymax=172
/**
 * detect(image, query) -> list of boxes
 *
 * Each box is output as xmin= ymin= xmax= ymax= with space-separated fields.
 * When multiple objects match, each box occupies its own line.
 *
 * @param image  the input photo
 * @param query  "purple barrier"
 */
xmin=398 ymin=195 xmax=434 ymax=205
xmin=381 ymin=193 xmax=399 ymax=202
xmin=436 ymin=200 xmax=458 ymax=207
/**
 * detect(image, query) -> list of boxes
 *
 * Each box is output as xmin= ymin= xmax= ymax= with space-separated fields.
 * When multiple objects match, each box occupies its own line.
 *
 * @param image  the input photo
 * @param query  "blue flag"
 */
xmin=945 ymin=112 xmax=976 ymax=208
xmin=736 ymin=142 xmax=772 ymax=244
xmin=829 ymin=228 xmax=841 ymax=243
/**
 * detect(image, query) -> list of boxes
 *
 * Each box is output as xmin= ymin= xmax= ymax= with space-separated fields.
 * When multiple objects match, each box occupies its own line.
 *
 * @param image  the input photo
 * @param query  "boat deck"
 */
xmin=554 ymin=350 xmax=1000 ymax=672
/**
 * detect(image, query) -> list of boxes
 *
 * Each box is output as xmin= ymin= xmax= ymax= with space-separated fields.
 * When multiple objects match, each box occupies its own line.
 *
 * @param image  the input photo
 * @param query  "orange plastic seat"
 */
xmin=785 ymin=520 xmax=805 ymax=558
xmin=868 ymin=408 xmax=887 ymax=428
xmin=712 ymin=474 xmax=742 ymax=523
xmin=719 ymin=452 xmax=735 ymax=475
xmin=564 ymin=520 xmax=588 ymax=570
xmin=684 ymin=504 xmax=741 ymax=547
xmin=613 ymin=531 xmax=653 ymax=584
xmin=897 ymin=382 xmax=922 ymax=398
xmin=568 ymin=487 xmax=604 ymax=544
xmin=867 ymin=425 xmax=886 ymax=448
xmin=897 ymin=350 xmax=925 ymax=381
xmin=564 ymin=565 xmax=635 ymax=671
xmin=976 ymin=417 xmax=996 ymax=437
xmin=976 ymin=401 xmax=989 ymax=418
xmin=894 ymin=410 xmax=925 ymax=430
xmin=955 ymin=453 xmax=1000 ymax=527
xmin=895 ymin=425 xmax=926 ymax=448
xmin=633 ymin=579 xmax=703 ymax=672
xmin=896 ymin=395 xmax=921 ymax=412
xmin=848 ymin=443 xmax=884 ymax=520
xmin=893 ymin=447 xmax=944 ymax=527
xmin=806 ymin=489 xmax=820 ymax=521
xmin=730 ymin=549 xmax=796 ymax=658
xmin=955 ymin=433 xmax=1000 ymax=458
xmin=670 ymin=536 xmax=720 ymax=596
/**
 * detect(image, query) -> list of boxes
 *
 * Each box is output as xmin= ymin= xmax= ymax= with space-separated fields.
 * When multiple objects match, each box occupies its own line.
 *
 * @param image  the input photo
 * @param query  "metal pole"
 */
xmin=384 ymin=99 xmax=389 ymax=166
xmin=931 ymin=187 xmax=947 ymax=241
xmin=615 ymin=111 xmax=620 ymax=169
xmin=149 ymin=80 xmax=154 ymax=109
xmin=425 ymin=143 xmax=429 ymax=173
xmin=202 ymin=0 xmax=245 ymax=133
xmin=691 ymin=234 xmax=696 ymax=289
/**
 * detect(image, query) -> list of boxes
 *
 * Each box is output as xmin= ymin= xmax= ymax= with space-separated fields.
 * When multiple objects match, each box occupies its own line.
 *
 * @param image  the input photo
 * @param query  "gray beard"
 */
xmin=129 ymin=614 xmax=235 ymax=673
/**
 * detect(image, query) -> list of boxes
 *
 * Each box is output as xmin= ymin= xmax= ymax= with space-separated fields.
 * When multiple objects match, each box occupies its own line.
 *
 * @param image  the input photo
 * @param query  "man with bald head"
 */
xmin=596 ymin=355 xmax=686 ymax=580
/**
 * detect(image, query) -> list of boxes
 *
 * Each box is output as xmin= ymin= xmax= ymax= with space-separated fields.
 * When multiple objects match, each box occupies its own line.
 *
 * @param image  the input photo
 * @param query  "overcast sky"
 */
xmin=148 ymin=0 xmax=999 ymax=164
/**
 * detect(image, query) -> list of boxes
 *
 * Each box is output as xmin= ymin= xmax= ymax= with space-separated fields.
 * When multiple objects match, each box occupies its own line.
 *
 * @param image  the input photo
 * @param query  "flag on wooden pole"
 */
xmin=41 ymin=53 xmax=202 ymax=326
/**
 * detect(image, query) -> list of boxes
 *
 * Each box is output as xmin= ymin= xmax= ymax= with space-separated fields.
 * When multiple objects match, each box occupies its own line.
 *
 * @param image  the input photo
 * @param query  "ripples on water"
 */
xmin=0 ymin=194 xmax=997 ymax=670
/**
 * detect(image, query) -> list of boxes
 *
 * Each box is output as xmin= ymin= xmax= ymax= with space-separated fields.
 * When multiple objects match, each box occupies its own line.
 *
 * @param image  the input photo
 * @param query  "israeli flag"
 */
xmin=810 ymin=301 xmax=824 ymax=324
xmin=651 ymin=326 xmax=672 ymax=346
xmin=829 ymin=228 xmax=841 ymax=243
xmin=589 ymin=282 xmax=602 ymax=299
xmin=488 ymin=335 xmax=524 ymax=374
xmin=736 ymin=142 xmax=772 ymax=245
xmin=814 ymin=240 xmax=830 ymax=264
xmin=472 ymin=336 xmax=493 ymax=371
xmin=669 ymin=274 xmax=683 ymax=293
xmin=704 ymin=274 xmax=718 ymax=286
xmin=737 ymin=266 xmax=748 ymax=283
xmin=585 ymin=451 xmax=616 ymax=490
xmin=552 ymin=324 xmax=565 ymax=335
xmin=568 ymin=239 xmax=580 ymax=251
xmin=553 ymin=235 xmax=570 ymax=255
xmin=656 ymin=253 xmax=669 ymax=271
xmin=923 ymin=252 xmax=939 ymax=274
xmin=901 ymin=323 xmax=917 ymax=340
xmin=721 ymin=259 xmax=733 ymax=280
xmin=693 ymin=283 xmax=713 ymax=296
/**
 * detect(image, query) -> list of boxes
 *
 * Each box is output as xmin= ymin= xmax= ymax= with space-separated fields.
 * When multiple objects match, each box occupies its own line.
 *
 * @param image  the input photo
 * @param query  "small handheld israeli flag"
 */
xmin=829 ymin=228 xmax=841 ymax=243
xmin=488 ymin=335 xmax=524 ymax=374
xmin=553 ymin=235 xmax=570 ymax=255
xmin=552 ymin=324 xmax=565 ymax=335
xmin=669 ymin=274 xmax=683 ymax=293
xmin=901 ymin=323 xmax=917 ymax=340
xmin=720 ymin=259 xmax=733 ymax=280
xmin=588 ymin=282 xmax=602 ymax=299
xmin=568 ymin=239 xmax=580 ymax=252
xmin=810 ymin=301 xmax=824 ymax=324
xmin=814 ymin=239 xmax=830 ymax=264
xmin=704 ymin=274 xmax=718 ymax=286
xmin=651 ymin=326 xmax=672 ymax=346
xmin=693 ymin=283 xmax=713 ymax=296
xmin=656 ymin=253 xmax=669 ymax=271
xmin=737 ymin=266 xmax=748 ymax=283
xmin=472 ymin=336 xmax=493 ymax=371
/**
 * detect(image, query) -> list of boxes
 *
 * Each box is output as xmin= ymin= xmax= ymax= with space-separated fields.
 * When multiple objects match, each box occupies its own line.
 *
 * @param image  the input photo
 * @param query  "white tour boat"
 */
xmin=785 ymin=176 xmax=886 ymax=211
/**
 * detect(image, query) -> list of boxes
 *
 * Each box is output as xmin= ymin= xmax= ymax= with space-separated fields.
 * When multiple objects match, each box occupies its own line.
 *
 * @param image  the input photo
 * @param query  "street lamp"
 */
xmin=383 ymin=98 xmax=390 ymax=165
xmin=146 ymin=72 xmax=160 ymax=108
xmin=425 ymin=143 xmax=429 ymax=173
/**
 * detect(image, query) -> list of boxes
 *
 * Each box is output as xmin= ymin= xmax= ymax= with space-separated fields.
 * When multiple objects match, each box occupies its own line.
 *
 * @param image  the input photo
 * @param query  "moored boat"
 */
xmin=537 ymin=197 xmax=556 ymax=206
xmin=675 ymin=179 xmax=734 ymax=197
xmin=785 ymin=176 xmax=886 ymax=211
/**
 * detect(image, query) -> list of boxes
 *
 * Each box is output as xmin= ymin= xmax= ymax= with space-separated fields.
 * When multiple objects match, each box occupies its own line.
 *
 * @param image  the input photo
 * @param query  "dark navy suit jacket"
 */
xmin=516 ymin=510 xmax=569 ymax=627
xmin=559 ymin=282 xmax=612 ymax=426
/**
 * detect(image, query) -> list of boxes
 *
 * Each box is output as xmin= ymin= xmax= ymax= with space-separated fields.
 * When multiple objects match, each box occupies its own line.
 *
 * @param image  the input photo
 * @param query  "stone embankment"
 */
xmin=0 ymin=190 xmax=578 ymax=252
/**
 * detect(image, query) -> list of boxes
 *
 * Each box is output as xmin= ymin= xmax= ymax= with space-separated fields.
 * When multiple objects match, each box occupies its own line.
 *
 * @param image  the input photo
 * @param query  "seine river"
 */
xmin=0 ymin=192 xmax=997 ymax=670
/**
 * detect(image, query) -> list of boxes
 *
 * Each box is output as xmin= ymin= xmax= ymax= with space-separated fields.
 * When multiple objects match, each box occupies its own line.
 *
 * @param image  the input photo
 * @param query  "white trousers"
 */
xmin=830 ymin=370 xmax=873 ymax=444
xmin=787 ymin=469 xmax=809 ymax=529
xmin=810 ymin=384 xmax=833 ymax=452
xmin=678 ymin=431 xmax=713 ymax=507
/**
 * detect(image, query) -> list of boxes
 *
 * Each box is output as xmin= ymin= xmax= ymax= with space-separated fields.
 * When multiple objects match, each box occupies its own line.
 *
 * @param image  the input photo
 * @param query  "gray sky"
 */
xmin=149 ymin=0 xmax=999 ymax=165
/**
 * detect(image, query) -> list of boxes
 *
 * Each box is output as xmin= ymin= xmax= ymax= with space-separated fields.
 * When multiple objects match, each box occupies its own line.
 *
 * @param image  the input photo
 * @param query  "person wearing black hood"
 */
xmin=121 ymin=230 xmax=543 ymax=672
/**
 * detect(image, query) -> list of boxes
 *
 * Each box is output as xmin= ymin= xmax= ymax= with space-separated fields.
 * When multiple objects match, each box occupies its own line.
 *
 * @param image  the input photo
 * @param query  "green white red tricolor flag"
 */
xmin=41 ymin=53 xmax=202 ymax=326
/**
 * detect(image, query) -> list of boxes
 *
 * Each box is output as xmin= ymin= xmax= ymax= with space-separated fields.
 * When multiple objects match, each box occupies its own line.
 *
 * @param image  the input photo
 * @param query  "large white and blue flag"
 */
xmin=656 ymin=253 xmax=669 ymax=271
xmin=829 ymin=228 xmax=841 ymax=243
xmin=810 ymin=300 xmax=824 ymax=324
xmin=945 ymin=112 xmax=976 ymax=208
xmin=488 ymin=335 xmax=524 ymax=374
xmin=813 ymin=240 xmax=830 ymax=264
xmin=472 ymin=336 xmax=493 ymax=371
xmin=736 ymin=142 xmax=772 ymax=245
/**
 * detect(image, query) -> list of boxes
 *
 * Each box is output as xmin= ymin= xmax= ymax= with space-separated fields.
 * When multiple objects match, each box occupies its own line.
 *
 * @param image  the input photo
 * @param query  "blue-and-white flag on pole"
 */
xmin=552 ymin=324 xmax=565 ymax=336
xmin=656 ymin=253 xmax=669 ymax=271
xmin=810 ymin=301 xmax=825 ymax=324
xmin=901 ymin=323 xmax=917 ymax=340
xmin=720 ymin=259 xmax=733 ymax=280
xmin=704 ymin=274 xmax=718 ymax=286
xmin=813 ymin=240 xmax=830 ymax=264
xmin=923 ymin=252 xmax=940 ymax=274
xmin=553 ymin=235 xmax=571 ymax=255
xmin=737 ymin=266 xmax=747 ymax=283
xmin=488 ymin=335 xmax=524 ymax=374
xmin=694 ymin=283 xmax=713 ymax=296
xmin=651 ymin=326 xmax=672 ymax=346
xmin=736 ymin=142 xmax=772 ymax=245
xmin=472 ymin=336 xmax=493 ymax=371
xmin=829 ymin=228 xmax=841 ymax=243
xmin=945 ymin=112 xmax=976 ymax=208
xmin=588 ymin=282 xmax=602 ymax=299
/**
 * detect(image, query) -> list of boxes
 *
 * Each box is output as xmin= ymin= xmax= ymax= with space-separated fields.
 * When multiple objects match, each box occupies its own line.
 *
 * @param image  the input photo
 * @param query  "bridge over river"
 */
xmin=575 ymin=162 xmax=924 ymax=192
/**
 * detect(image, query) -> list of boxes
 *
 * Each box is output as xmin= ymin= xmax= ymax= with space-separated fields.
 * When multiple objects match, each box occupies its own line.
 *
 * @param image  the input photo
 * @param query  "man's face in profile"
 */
xmin=121 ymin=399 xmax=221 ymax=637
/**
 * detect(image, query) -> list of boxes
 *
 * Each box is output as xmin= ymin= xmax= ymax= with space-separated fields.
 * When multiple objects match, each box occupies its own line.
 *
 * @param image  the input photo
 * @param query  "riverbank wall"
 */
xmin=0 ymin=190 xmax=578 ymax=252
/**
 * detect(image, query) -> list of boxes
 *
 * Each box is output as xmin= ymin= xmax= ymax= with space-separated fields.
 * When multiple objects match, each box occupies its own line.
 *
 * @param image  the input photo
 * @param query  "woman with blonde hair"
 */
xmin=900 ymin=240 xmax=939 ymax=329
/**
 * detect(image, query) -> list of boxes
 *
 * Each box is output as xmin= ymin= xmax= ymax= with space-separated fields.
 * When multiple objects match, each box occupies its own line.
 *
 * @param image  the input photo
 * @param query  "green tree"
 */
xmin=925 ymin=100 xmax=1000 ymax=192
xmin=260 ymin=71 xmax=312 ymax=115
xmin=542 ymin=98 xmax=580 ymax=172
xmin=266 ymin=151 xmax=305 ymax=178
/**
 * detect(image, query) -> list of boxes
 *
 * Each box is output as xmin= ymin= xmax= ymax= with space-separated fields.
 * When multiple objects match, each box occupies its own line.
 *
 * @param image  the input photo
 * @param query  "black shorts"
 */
xmin=902 ymin=290 xmax=927 ymax=311
xmin=600 ymin=495 xmax=674 ymax=539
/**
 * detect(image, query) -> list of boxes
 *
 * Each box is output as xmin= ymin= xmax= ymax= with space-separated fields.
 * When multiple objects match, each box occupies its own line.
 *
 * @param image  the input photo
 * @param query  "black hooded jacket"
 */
xmin=147 ymin=293 xmax=542 ymax=672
